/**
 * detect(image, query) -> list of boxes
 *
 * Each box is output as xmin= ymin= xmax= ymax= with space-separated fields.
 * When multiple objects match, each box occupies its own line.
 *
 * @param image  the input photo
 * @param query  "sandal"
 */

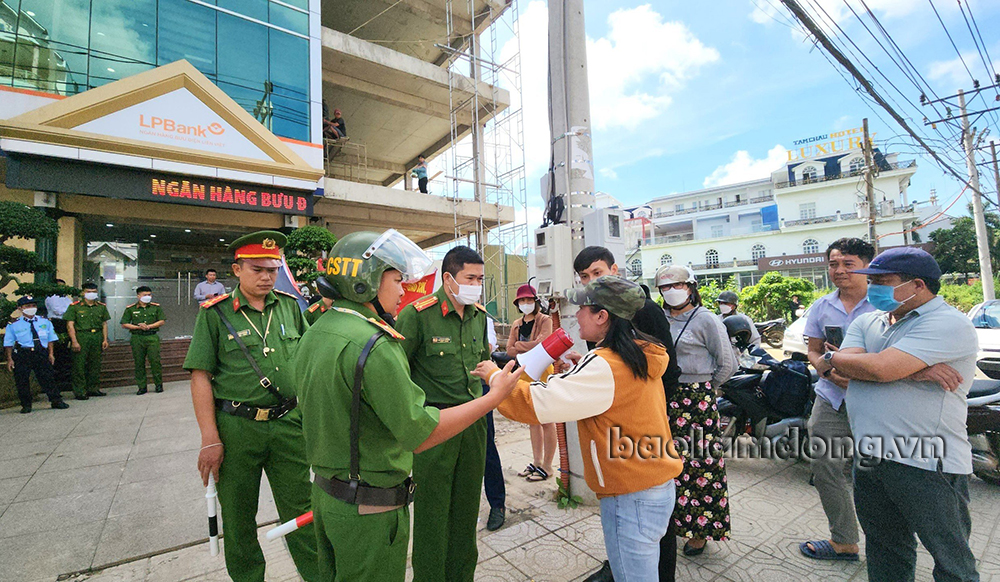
xmin=525 ymin=466 xmax=549 ymax=481
xmin=517 ymin=464 xmax=538 ymax=478
xmin=799 ymin=540 xmax=859 ymax=561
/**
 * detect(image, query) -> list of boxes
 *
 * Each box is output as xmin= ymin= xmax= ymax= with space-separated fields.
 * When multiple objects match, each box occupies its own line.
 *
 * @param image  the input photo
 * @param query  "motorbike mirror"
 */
xmin=789 ymin=352 xmax=809 ymax=363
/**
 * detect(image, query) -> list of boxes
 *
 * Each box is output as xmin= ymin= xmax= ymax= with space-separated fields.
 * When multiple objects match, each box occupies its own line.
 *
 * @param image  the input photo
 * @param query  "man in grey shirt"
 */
xmin=815 ymin=247 xmax=979 ymax=582
xmin=193 ymin=269 xmax=226 ymax=302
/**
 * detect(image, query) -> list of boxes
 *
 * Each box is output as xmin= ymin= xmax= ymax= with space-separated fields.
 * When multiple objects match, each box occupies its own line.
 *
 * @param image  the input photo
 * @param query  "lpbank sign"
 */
xmin=76 ymin=88 xmax=271 ymax=160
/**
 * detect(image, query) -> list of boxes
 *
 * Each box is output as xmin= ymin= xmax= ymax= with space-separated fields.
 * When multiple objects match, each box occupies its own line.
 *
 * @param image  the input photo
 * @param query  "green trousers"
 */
xmin=216 ymin=408 xmax=319 ymax=582
xmin=71 ymin=331 xmax=103 ymax=397
xmin=312 ymin=483 xmax=410 ymax=581
xmin=411 ymin=417 xmax=486 ymax=582
xmin=130 ymin=334 xmax=162 ymax=389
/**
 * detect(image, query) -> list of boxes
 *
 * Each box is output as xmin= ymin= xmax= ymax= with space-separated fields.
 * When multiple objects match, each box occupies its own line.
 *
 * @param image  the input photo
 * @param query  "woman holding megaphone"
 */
xmin=505 ymin=283 xmax=556 ymax=482
xmin=475 ymin=276 xmax=684 ymax=582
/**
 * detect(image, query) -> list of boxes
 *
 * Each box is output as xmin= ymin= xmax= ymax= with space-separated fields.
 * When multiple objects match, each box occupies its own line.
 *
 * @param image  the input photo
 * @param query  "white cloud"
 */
xmin=501 ymin=2 xmax=718 ymax=182
xmin=703 ymin=144 xmax=788 ymax=187
xmin=600 ymin=167 xmax=618 ymax=180
xmin=750 ymin=0 xmax=921 ymax=29
xmin=927 ymin=52 xmax=988 ymax=87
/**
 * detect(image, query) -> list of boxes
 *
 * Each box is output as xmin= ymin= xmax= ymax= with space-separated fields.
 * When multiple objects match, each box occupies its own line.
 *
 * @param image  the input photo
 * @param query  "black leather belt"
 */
xmin=13 ymin=347 xmax=42 ymax=354
xmin=313 ymin=473 xmax=415 ymax=507
xmin=215 ymin=398 xmax=297 ymax=422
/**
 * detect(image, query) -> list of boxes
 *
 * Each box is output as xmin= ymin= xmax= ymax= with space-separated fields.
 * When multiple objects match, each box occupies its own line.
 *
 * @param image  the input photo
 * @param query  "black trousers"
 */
xmin=658 ymin=519 xmax=677 ymax=582
xmin=50 ymin=319 xmax=73 ymax=392
xmin=418 ymin=177 xmax=428 ymax=194
xmin=481 ymin=381 xmax=506 ymax=509
xmin=12 ymin=349 xmax=60 ymax=407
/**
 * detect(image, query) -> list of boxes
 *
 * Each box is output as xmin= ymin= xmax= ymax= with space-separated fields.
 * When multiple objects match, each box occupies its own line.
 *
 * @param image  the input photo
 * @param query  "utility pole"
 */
xmin=992 ymin=141 xmax=999 ymax=208
xmin=959 ymin=89 xmax=995 ymax=300
xmin=862 ymin=118 xmax=878 ymax=253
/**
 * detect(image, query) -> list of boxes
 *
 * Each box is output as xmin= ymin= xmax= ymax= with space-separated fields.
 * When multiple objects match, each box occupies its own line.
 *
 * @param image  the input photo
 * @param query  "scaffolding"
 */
xmin=439 ymin=0 xmax=527 ymax=323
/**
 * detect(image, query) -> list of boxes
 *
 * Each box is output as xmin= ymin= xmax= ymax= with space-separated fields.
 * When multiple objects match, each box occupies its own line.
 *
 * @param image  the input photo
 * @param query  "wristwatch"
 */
xmin=822 ymin=351 xmax=835 ymax=377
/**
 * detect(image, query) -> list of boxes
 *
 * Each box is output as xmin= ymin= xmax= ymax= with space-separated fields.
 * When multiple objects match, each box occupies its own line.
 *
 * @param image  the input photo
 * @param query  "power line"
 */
xmin=928 ymin=0 xmax=975 ymax=81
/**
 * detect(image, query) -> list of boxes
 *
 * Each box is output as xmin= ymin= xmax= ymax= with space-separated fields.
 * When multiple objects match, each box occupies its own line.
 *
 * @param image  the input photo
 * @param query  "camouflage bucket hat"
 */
xmin=565 ymin=276 xmax=645 ymax=320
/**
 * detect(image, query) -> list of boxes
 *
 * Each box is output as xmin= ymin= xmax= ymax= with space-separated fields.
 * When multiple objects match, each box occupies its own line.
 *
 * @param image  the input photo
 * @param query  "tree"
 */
xmin=738 ymin=272 xmax=815 ymax=321
xmin=929 ymin=208 xmax=1000 ymax=277
xmin=698 ymin=275 xmax=739 ymax=310
xmin=285 ymin=226 xmax=338 ymax=291
xmin=0 ymin=202 xmax=77 ymax=324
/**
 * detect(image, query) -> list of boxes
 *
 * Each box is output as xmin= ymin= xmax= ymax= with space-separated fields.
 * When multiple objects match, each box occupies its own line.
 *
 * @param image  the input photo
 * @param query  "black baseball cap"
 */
xmin=851 ymin=247 xmax=941 ymax=280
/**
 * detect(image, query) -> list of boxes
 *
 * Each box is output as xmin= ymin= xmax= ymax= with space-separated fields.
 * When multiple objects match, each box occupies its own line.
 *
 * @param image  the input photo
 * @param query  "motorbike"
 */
xmin=968 ymin=360 xmax=1000 ymax=485
xmin=754 ymin=319 xmax=787 ymax=349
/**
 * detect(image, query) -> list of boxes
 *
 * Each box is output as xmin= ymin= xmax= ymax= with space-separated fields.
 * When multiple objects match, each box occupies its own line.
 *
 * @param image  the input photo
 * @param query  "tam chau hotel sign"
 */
xmin=786 ymin=126 xmax=875 ymax=161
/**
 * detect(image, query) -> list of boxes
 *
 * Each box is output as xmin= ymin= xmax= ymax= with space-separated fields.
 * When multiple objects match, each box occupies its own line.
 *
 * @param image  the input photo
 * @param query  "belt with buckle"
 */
xmin=313 ymin=474 xmax=414 ymax=514
xmin=215 ymin=398 xmax=297 ymax=422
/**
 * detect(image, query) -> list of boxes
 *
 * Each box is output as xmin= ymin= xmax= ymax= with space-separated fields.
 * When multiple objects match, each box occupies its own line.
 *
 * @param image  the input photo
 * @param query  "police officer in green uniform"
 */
xmin=183 ymin=231 xmax=318 ymax=582
xmin=395 ymin=245 xmax=492 ymax=582
xmin=295 ymin=230 xmax=517 ymax=582
xmin=64 ymin=282 xmax=110 ymax=400
xmin=304 ymin=296 xmax=332 ymax=326
xmin=120 ymin=286 xmax=166 ymax=395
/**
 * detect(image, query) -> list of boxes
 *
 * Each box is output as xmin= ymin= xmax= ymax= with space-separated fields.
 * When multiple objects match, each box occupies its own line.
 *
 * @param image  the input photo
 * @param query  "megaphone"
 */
xmin=516 ymin=327 xmax=575 ymax=381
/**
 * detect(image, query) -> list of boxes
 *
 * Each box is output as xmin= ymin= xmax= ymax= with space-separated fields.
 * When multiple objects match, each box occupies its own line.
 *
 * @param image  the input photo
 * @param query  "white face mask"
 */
xmin=518 ymin=302 xmax=535 ymax=315
xmin=140 ymin=295 xmax=153 ymax=304
xmin=21 ymin=307 xmax=37 ymax=318
xmin=448 ymin=276 xmax=482 ymax=306
xmin=661 ymin=288 xmax=690 ymax=308
xmin=84 ymin=292 xmax=99 ymax=301
xmin=719 ymin=304 xmax=734 ymax=315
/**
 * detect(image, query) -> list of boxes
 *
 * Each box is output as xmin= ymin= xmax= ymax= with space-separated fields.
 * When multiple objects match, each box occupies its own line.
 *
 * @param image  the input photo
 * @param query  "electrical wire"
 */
xmin=876 ymin=183 xmax=968 ymax=239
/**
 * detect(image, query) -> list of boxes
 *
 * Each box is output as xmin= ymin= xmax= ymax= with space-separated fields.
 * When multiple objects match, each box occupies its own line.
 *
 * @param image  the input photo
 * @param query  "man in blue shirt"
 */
xmin=816 ymin=247 xmax=980 ymax=582
xmin=5 ymin=296 xmax=69 ymax=413
xmin=799 ymin=238 xmax=875 ymax=562
xmin=412 ymin=155 xmax=429 ymax=193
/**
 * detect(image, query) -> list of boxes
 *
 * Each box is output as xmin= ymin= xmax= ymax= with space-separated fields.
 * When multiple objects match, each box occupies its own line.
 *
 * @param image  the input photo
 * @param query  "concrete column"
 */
xmin=56 ymin=216 xmax=84 ymax=286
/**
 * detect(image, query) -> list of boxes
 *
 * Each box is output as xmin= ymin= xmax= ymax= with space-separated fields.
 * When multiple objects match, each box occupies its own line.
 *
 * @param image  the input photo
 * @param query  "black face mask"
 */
xmin=373 ymin=297 xmax=396 ymax=328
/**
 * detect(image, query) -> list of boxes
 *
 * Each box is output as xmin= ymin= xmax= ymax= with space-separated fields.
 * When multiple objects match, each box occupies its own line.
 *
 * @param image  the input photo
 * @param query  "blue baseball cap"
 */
xmin=851 ymin=247 xmax=942 ymax=280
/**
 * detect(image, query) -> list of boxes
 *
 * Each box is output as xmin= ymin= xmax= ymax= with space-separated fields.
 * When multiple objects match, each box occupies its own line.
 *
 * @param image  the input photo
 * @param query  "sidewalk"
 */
xmin=3 ymin=382 xmax=1000 ymax=581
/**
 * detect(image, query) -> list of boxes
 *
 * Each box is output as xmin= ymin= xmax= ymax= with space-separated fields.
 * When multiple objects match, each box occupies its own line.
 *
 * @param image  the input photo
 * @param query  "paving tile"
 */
xmin=15 ymin=461 xmax=125 ymax=503
xmin=37 ymin=443 xmax=133 ymax=474
xmin=0 ymin=520 xmax=102 ymax=582
xmin=0 ymin=453 xmax=47 ymax=480
xmin=551 ymin=513 xmax=606 ymax=561
xmin=0 ymin=475 xmax=29 ymax=508
xmin=0 ymin=438 xmax=61 ymax=462
xmin=503 ymin=531 xmax=600 ymax=581
xmin=68 ymin=414 xmax=145 ymax=438
xmin=92 ymin=501 xmax=207 ymax=567
xmin=108 ymin=471 xmax=204 ymax=519
xmin=134 ymin=421 xmax=201 ymax=443
xmin=119 ymin=449 xmax=197 ymax=484
xmin=55 ymin=428 xmax=141 ymax=453
xmin=473 ymin=554 xmax=531 ymax=581
xmin=0 ymin=487 xmax=115 ymax=538
xmin=481 ymin=516 xmax=552 ymax=555
xmin=755 ymin=519 xmax=865 ymax=581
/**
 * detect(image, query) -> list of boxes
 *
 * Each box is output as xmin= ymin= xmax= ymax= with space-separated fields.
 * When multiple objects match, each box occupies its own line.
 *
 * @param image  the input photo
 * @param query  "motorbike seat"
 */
xmin=968 ymin=380 xmax=1000 ymax=399
xmin=810 ymin=369 xmax=820 ymax=384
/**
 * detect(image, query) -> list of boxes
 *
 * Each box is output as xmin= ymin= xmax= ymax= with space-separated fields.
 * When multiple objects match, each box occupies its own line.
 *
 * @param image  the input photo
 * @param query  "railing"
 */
xmin=749 ymin=195 xmax=774 ymax=204
xmin=324 ymin=138 xmax=369 ymax=183
xmin=691 ymin=259 xmax=758 ymax=271
xmin=653 ymin=195 xmax=775 ymax=219
xmin=774 ymin=160 xmax=916 ymax=189
xmin=642 ymin=232 xmax=694 ymax=246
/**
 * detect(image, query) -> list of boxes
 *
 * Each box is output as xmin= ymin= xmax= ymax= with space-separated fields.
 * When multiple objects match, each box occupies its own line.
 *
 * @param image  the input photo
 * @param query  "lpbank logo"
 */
xmin=139 ymin=114 xmax=226 ymax=137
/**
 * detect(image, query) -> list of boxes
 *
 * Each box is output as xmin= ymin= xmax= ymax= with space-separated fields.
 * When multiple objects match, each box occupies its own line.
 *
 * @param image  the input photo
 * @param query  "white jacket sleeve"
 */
xmin=529 ymin=352 xmax=616 ymax=424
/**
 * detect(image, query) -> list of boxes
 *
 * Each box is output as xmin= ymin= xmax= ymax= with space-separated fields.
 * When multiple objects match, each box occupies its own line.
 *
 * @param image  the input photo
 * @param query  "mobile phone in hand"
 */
xmin=824 ymin=325 xmax=844 ymax=348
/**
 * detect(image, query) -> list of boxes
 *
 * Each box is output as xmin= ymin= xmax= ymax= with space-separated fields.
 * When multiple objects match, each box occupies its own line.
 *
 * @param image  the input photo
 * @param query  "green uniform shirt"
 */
xmin=303 ymin=302 xmax=327 ymax=326
xmin=119 ymin=302 xmax=166 ymax=333
xmin=183 ymin=287 xmax=306 ymax=407
xmin=395 ymin=287 xmax=491 ymax=406
xmin=295 ymin=299 xmax=440 ymax=488
xmin=64 ymin=300 xmax=110 ymax=331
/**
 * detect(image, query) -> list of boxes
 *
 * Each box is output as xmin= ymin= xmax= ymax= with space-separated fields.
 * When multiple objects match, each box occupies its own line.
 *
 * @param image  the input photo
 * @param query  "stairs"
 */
xmin=99 ymin=338 xmax=192 ymax=389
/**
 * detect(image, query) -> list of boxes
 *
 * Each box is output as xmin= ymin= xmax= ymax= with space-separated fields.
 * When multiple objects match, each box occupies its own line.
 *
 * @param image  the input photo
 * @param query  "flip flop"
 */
xmin=799 ymin=540 xmax=859 ymax=561
xmin=525 ymin=466 xmax=549 ymax=482
xmin=517 ymin=464 xmax=538 ymax=478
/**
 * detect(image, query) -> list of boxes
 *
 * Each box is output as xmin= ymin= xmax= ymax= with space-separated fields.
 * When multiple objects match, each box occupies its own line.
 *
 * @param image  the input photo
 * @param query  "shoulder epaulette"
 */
xmin=70 ymin=301 xmax=81 ymax=305
xmin=274 ymin=289 xmax=298 ymax=299
xmin=412 ymin=296 xmax=439 ymax=312
xmin=307 ymin=302 xmax=325 ymax=314
xmin=200 ymin=293 xmax=230 ymax=309
xmin=331 ymin=306 xmax=406 ymax=341
xmin=127 ymin=302 xmax=138 ymax=308
xmin=474 ymin=302 xmax=487 ymax=313
xmin=150 ymin=302 xmax=160 ymax=306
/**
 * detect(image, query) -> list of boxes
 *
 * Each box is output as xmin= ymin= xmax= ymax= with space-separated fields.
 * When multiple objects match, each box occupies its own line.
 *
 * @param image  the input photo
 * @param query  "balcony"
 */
xmin=706 ymin=224 xmax=775 ymax=239
xmin=642 ymin=232 xmax=695 ymax=246
xmin=774 ymin=160 xmax=916 ymax=189
xmin=652 ymin=195 xmax=774 ymax=219
xmin=691 ymin=259 xmax=758 ymax=271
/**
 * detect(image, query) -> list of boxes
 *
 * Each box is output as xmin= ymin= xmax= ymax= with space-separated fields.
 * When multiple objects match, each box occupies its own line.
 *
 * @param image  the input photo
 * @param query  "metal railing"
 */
xmin=774 ymin=160 xmax=916 ymax=189
xmin=642 ymin=232 xmax=694 ymax=246
xmin=324 ymin=138 xmax=369 ymax=183
xmin=652 ymin=195 xmax=774 ymax=219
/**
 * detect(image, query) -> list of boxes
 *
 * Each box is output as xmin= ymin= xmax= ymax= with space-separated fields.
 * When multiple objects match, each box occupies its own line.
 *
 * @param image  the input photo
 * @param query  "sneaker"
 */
xmin=583 ymin=561 xmax=614 ymax=582
xmin=19 ymin=405 xmax=31 ymax=414
xmin=486 ymin=507 xmax=506 ymax=531
xmin=51 ymin=400 xmax=69 ymax=410
xmin=74 ymin=394 xmax=89 ymax=401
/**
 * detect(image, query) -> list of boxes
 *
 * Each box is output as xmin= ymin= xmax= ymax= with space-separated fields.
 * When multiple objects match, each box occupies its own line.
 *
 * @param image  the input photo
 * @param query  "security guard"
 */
xmin=120 ymin=286 xmax=166 ymax=395
xmin=4 ymin=296 xmax=69 ymax=413
xmin=395 ymin=245 xmax=492 ymax=582
xmin=64 ymin=282 xmax=110 ymax=400
xmin=183 ymin=230 xmax=318 ymax=582
xmin=304 ymin=296 xmax=332 ymax=326
xmin=295 ymin=230 xmax=516 ymax=582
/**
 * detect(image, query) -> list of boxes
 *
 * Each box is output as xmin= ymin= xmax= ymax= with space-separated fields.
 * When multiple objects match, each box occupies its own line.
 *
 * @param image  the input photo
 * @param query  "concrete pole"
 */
xmin=992 ymin=141 xmax=999 ymax=209
xmin=862 ymin=118 xmax=878 ymax=253
xmin=959 ymin=89 xmax=995 ymax=300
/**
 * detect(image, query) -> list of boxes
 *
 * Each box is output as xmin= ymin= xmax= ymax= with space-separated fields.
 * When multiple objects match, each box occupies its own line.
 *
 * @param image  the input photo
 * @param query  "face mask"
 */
xmin=661 ymin=288 xmax=690 ymax=308
xmin=21 ymin=307 xmax=37 ymax=318
xmin=84 ymin=292 xmax=99 ymax=301
xmin=719 ymin=304 xmax=734 ymax=315
xmin=140 ymin=295 xmax=153 ymax=304
xmin=867 ymin=282 xmax=915 ymax=312
xmin=518 ymin=302 xmax=535 ymax=315
xmin=448 ymin=276 xmax=481 ymax=306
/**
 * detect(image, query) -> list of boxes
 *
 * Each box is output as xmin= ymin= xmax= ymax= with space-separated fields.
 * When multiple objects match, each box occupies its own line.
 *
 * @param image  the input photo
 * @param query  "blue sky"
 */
xmin=501 ymin=0 xmax=1000 ymax=225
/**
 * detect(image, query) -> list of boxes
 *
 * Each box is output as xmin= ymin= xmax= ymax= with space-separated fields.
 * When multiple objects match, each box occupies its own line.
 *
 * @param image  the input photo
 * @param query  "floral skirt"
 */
xmin=668 ymin=381 xmax=731 ymax=541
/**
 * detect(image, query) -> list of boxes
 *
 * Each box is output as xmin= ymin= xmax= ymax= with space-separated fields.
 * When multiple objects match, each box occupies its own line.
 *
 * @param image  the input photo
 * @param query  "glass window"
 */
xmin=0 ymin=29 xmax=14 ymax=87
xmin=19 ymin=0 xmax=90 ymax=51
xmin=219 ymin=0 xmax=267 ymax=22
xmin=158 ymin=0 xmax=216 ymax=76
xmin=277 ymin=0 xmax=309 ymax=10
xmin=90 ymin=0 xmax=155 ymax=64
xmin=799 ymin=203 xmax=816 ymax=220
xmin=660 ymin=254 xmax=672 ymax=266
xmin=269 ymin=2 xmax=308 ymax=34
xmin=706 ymin=249 xmax=719 ymax=267
xmin=218 ymin=13 xmax=268 ymax=90
xmin=87 ymin=54 xmax=153 ymax=87
xmin=849 ymin=157 xmax=864 ymax=174
xmin=751 ymin=244 xmax=766 ymax=260
xmin=803 ymin=239 xmax=820 ymax=254
xmin=710 ymin=225 xmax=724 ymax=238
xmin=269 ymin=92 xmax=309 ymax=140
xmin=675 ymin=203 xmax=683 ymax=212
xmin=269 ymin=29 xmax=308 ymax=100
xmin=13 ymin=37 xmax=88 ymax=94
xmin=628 ymin=258 xmax=643 ymax=277
xmin=802 ymin=165 xmax=818 ymax=182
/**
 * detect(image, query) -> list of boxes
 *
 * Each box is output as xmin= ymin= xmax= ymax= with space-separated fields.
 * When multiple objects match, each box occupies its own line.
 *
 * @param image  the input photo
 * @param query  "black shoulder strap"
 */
xmin=675 ymin=306 xmax=700 ymax=345
xmin=211 ymin=304 xmax=288 ymax=404
xmin=350 ymin=331 xmax=385 ymax=485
